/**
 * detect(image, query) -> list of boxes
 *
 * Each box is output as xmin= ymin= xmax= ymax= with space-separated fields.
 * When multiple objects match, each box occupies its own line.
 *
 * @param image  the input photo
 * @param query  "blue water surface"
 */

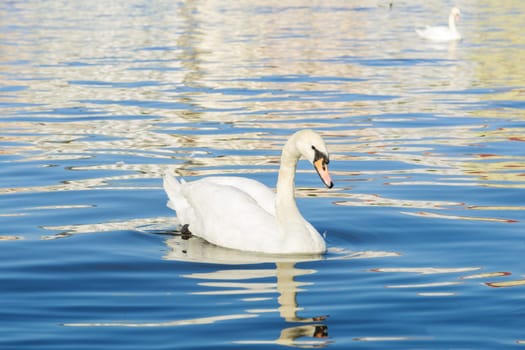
xmin=1 ymin=1 xmax=525 ymax=349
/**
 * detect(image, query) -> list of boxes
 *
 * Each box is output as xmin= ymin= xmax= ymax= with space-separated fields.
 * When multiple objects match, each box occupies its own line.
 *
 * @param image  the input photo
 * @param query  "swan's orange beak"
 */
xmin=314 ymin=158 xmax=334 ymax=189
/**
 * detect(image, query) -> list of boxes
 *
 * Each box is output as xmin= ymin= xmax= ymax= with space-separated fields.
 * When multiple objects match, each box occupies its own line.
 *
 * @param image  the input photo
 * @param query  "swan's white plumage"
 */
xmin=164 ymin=175 xmax=275 ymax=224
xmin=163 ymin=130 xmax=331 ymax=254
xmin=416 ymin=7 xmax=462 ymax=42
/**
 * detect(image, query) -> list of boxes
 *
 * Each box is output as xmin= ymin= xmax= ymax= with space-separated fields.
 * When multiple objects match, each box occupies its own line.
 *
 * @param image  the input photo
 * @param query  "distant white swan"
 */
xmin=416 ymin=7 xmax=462 ymax=42
xmin=163 ymin=129 xmax=333 ymax=254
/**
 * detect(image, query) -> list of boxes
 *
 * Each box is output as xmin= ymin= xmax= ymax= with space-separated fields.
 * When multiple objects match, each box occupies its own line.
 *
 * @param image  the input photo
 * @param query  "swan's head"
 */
xmin=293 ymin=129 xmax=334 ymax=189
xmin=450 ymin=7 xmax=461 ymax=22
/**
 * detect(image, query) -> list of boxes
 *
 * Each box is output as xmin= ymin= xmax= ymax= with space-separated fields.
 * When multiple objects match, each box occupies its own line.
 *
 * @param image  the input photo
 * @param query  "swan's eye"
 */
xmin=312 ymin=146 xmax=329 ymax=167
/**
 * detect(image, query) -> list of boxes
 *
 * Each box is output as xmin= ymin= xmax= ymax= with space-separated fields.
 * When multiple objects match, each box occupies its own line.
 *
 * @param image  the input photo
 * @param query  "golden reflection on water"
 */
xmin=468 ymin=0 xmax=525 ymax=86
xmin=2 ymin=117 xmax=523 ymax=198
xmin=0 ymin=0 xmax=491 ymax=120
xmin=370 ymin=264 xmax=525 ymax=293
xmin=402 ymin=211 xmax=519 ymax=223
xmin=2 ymin=0 xmax=524 ymax=202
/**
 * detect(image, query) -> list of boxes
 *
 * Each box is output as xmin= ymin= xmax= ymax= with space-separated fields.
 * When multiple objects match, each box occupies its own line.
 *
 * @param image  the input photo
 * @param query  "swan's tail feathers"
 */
xmin=163 ymin=172 xmax=192 ymax=225
xmin=163 ymin=172 xmax=181 ymax=211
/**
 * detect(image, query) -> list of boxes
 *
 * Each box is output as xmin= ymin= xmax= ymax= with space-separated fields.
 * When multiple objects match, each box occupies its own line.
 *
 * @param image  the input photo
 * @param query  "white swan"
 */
xmin=163 ymin=129 xmax=333 ymax=254
xmin=416 ymin=7 xmax=462 ymax=42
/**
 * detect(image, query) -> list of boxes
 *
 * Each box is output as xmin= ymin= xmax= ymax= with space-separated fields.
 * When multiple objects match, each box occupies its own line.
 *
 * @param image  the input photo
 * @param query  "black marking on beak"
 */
xmin=312 ymin=146 xmax=329 ymax=168
xmin=312 ymin=146 xmax=333 ymax=188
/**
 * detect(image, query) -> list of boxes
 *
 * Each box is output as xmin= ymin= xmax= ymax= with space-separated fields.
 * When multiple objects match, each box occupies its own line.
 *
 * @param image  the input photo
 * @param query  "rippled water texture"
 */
xmin=1 ymin=1 xmax=525 ymax=349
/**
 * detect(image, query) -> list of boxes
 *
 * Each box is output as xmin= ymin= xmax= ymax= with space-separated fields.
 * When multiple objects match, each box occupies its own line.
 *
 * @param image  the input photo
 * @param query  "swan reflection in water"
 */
xmin=164 ymin=233 xmax=331 ymax=348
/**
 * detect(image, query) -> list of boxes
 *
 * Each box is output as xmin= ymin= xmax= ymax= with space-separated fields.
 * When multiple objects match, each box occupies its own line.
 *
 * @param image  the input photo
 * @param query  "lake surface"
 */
xmin=1 ymin=0 xmax=524 ymax=348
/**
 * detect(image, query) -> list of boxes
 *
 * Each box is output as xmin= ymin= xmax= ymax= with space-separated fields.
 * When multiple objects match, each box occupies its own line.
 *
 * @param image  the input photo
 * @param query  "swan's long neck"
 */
xmin=275 ymin=137 xmax=303 ymax=228
xmin=448 ymin=12 xmax=457 ymax=33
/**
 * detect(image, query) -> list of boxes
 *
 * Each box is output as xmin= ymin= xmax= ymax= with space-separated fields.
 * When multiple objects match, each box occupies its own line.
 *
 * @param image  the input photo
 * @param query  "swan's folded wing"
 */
xmin=181 ymin=180 xmax=282 ymax=252
xmin=416 ymin=26 xmax=459 ymax=41
xmin=197 ymin=176 xmax=276 ymax=215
